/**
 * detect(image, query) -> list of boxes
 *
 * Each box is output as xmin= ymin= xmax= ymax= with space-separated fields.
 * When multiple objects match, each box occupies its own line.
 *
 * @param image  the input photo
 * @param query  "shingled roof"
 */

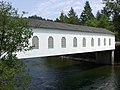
xmin=28 ymin=19 xmax=114 ymax=35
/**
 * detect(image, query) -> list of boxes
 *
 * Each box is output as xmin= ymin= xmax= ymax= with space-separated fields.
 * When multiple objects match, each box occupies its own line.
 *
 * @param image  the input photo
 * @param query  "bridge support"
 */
xmin=96 ymin=50 xmax=114 ymax=65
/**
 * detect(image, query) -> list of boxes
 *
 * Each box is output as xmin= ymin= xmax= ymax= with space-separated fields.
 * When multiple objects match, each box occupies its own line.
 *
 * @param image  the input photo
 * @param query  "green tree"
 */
xmin=55 ymin=18 xmax=60 ymax=22
xmin=80 ymin=1 xmax=94 ymax=25
xmin=0 ymin=56 xmax=31 ymax=90
xmin=0 ymin=1 xmax=33 ymax=59
xmin=29 ymin=15 xmax=53 ymax=21
xmin=86 ymin=18 xmax=99 ymax=27
xmin=101 ymin=6 xmax=111 ymax=19
xmin=96 ymin=11 xmax=102 ymax=20
xmin=55 ymin=11 xmax=68 ymax=23
xmin=58 ymin=11 xmax=68 ymax=23
xmin=29 ymin=15 xmax=46 ymax=20
xmin=0 ymin=1 xmax=33 ymax=89
xmin=103 ymin=0 xmax=120 ymax=40
xmin=98 ymin=14 xmax=113 ymax=29
xmin=86 ymin=11 xmax=113 ymax=30
xmin=67 ymin=7 xmax=80 ymax=24
xmin=60 ymin=12 xmax=68 ymax=23
xmin=96 ymin=11 xmax=111 ymax=28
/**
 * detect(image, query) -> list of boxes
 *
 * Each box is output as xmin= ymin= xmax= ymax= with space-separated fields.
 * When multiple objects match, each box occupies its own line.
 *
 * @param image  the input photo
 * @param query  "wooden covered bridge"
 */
xmin=17 ymin=19 xmax=115 ymax=64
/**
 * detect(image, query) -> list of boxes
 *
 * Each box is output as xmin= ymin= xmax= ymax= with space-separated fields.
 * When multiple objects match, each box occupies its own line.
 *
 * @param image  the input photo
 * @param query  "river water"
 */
xmin=24 ymin=57 xmax=120 ymax=90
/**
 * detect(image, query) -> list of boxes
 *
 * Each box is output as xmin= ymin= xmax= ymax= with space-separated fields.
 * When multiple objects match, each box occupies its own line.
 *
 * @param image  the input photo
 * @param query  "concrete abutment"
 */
xmin=96 ymin=50 xmax=114 ymax=65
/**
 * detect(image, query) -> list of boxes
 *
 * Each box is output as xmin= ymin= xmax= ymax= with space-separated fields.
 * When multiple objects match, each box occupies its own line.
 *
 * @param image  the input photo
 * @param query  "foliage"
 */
xmin=67 ymin=7 xmax=80 ymax=25
xmin=96 ymin=11 xmax=113 ymax=30
xmin=97 ymin=14 xmax=112 ymax=29
xmin=55 ymin=18 xmax=60 ymax=22
xmin=80 ymin=1 xmax=94 ymax=25
xmin=104 ymin=0 xmax=120 ymax=40
xmin=0 ymin=1 xmax=32 ymax=89
xmin=0 ymin=1 xmax=33 ymax=59
xmin=86 ymin=0 xmax=120 ymax=41
xmin=86 ymin=12 xmax=114 ymax=31
xmin=101 ymin=6 xmax=112 ymax=19
xmin=55 ymin=8 xmax=79 ymax=24
xmin=29 ymin=15 xmax=46 ymax=20
xmin=55 ymin=11 xmax=68 ymax=23
xmin=29 ymin=15 xmax=53 ymax=21
xmin=86 ymin=7 xmax=114 ymax=31
xmin=0 ymin=55 xmax=31 ymax=90
xmin=86 ymin=18 xmax=99 ymax=27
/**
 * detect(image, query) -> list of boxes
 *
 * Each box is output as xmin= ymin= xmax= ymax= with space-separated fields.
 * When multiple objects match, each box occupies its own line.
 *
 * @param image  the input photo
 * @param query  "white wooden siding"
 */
xmin=17 ymin=28 xmax=115 ymax=59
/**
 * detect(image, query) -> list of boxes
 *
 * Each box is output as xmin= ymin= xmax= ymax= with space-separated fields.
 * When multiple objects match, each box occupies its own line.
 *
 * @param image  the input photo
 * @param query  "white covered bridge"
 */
xmin=17 ymin=19 xmax=115 ymax=64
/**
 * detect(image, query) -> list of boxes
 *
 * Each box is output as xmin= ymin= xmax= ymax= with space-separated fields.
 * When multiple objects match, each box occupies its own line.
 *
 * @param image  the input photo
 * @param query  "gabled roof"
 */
xmin=28 ymin=19 xmax=114 ymax=35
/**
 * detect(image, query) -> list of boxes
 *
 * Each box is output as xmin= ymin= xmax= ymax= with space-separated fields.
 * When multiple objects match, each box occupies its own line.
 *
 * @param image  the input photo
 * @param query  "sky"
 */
xmin=5 ymin=0 xmax=105 ymax=20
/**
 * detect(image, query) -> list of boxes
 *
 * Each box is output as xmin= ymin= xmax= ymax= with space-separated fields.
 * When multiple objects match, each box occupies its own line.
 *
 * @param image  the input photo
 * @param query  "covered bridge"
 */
xmin=17 ymin=19 xmax=115 ymax=64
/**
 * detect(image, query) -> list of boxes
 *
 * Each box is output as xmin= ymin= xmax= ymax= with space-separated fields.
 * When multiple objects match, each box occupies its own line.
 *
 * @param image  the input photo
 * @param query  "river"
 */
xmin=24 ymin=57 xmax=120 ymax=90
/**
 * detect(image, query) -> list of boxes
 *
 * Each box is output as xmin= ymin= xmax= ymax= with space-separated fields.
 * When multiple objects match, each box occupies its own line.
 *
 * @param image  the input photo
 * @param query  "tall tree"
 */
xmin=59 ymin=11 xmax=68 ymax=23
xmin=80 ymin=1 xmax=94 ymax=25
xmin=55 ymin=11 xmax=68 ymax=23
xmin=101 ymin=6 xmax=111 ymax=19
xmin=96 ymin=11 xmax=102 ymax=20
xmin=86 ymin=10 xmax=113 ymax=30
xmin=86 ymin=18 xmax=99 ymax=27
xmin=98 ymin=14 xmax=112 ymax=29
xmin=0 ymin=1 xmax=33 ymax=59
xmin=67 ymin=7 xmax=80 ymax=25
xmin=86 ymin=11 xmax=101 ymax=27
xmin=0 ymin=1 xmax=32 ymax=89
xmin=103 ymin=0 xmax=120 ymax=40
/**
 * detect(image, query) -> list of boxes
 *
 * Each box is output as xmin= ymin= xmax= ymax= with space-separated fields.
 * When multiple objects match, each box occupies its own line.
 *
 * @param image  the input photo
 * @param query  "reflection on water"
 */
xmin=24 ymin=57 xmax=120 ymax=90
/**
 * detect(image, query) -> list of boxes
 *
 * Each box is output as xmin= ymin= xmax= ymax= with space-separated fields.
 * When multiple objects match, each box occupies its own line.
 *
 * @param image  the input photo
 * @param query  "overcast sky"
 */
xmin=5 ymin=0 xmax=105 ymax=20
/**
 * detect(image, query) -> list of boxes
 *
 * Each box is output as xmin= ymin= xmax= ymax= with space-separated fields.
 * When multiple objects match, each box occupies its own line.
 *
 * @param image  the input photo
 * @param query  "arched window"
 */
xmin=73 ymin=37 xmax=77 ymax=47
xmin=91 ymin=38 xmax=94 ymax=47
xmin=48 ymin=36 xmax=54 ymax=49
xmin=32 ymin=36 xmax=39 ymax=49
xmin=98 ymin=38 xmax=100 ymax=46
xmin=61 ymin=37 xmax=66 ymax=48
xmin=109 ymin=38 xmax=111 ymax=46
xmin=83 ymin=37 xmax=86 ymax=47
xmin=104 ymin=38 xmax=106 ymax=46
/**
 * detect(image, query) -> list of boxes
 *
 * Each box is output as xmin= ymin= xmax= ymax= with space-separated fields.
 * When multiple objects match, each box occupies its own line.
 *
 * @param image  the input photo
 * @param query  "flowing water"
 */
xmin=24 ymin=57 xmax=120 ymax=90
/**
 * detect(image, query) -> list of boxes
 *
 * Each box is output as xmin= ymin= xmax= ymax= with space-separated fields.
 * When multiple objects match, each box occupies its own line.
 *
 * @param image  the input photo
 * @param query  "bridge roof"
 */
xmin=28 ymin=19 xmax=114 ymax=35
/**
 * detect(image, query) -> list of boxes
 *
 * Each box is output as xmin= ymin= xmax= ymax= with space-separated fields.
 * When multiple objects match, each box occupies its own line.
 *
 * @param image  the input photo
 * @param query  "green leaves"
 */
xmin=0 ymin=1 xmax=33 ymax=59
xmin=104 ymin=0 xmax=120 ymax=40
xmin=68 ymin=7 xmax=80 ymax=25
xmin=59 ymin=11 xmax=68 ymax=23
xmin=55 ymin=7 xmax=80 ymax=25
xmin=80 ymin=1 xmax=94 ymax=25
xmin=56 ymin=1 xmax=94 ymax=25
xmin=0 ymin=1 xmax=32 ymax=89
xmin=0 ymin=55 xmax=31 ymax=90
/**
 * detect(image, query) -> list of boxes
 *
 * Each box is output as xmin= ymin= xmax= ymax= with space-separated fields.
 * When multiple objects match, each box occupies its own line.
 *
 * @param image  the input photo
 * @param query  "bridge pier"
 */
xmin=96 ymin=50 xmax=114 ymax=65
